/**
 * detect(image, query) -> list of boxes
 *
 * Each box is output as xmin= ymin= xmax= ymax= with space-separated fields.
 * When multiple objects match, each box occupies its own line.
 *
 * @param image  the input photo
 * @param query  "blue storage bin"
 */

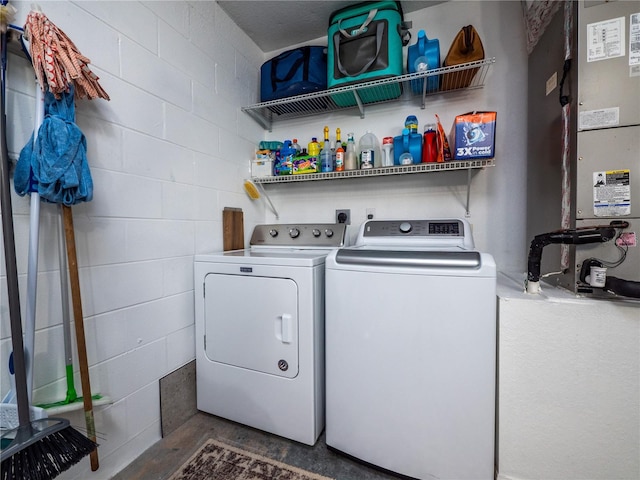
xmin=260 ymin=46 xmax=327 ymax=102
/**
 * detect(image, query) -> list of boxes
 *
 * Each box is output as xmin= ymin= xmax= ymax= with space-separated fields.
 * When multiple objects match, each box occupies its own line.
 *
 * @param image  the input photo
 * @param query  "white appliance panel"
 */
xmin=204 ymin=273 xmax=298 ymax=378
xmin=325 ymin=267 xmax=496 ymax=480
xmin=195 ymin=254 xmax=326 ymax=446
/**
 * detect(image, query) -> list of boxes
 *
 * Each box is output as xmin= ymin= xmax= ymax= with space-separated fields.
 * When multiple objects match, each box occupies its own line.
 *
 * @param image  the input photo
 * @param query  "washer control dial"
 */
xmin=399 ymin=222 xmax=412 ymax=233
xmin=312 ymin=229 xmax=321 ymax=237
xmin=289 ymin=228 xmax=300 ymax=239
xmin=325 ymin=229 xmax=334 ymax=238
xmin=269 ymin=229 xmax=278 ymax=237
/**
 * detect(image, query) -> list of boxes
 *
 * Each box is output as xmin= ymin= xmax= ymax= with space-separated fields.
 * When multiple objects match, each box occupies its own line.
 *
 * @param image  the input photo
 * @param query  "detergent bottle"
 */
xmin=422 ymin=124 xmax=437 ymax=163
xmin=393 ymin=128 xmax=422 ymax=165
xmin=407 ymin=30 xmax=441 ymax=94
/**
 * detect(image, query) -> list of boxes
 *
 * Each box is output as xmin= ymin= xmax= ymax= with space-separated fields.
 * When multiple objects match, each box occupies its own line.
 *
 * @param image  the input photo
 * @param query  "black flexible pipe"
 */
xmin=604 ymin=277 xmax=640 ymax=299
xmin=0 ymin=50 xmax=30 ymax=426
xmin=528 ymin=226 xmax=640 ymax=299
xmin=527 ymin=226 xmax=616 ymax=283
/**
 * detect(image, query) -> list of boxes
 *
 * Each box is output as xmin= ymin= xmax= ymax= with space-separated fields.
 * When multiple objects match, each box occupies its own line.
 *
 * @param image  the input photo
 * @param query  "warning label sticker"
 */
xmin=593 ymin=170 xmax=631 ymax=217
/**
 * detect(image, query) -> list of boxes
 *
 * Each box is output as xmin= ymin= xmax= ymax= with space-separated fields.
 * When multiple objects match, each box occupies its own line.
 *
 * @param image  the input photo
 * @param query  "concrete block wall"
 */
xmin=1 ymin=1 xmax=264 ymax=478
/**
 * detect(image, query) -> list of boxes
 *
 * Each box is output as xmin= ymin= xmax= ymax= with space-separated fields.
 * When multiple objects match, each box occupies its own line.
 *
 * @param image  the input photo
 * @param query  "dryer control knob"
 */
xmin=312 ymin=229 xmax=321 ymax=237
xmin=399 ymin=222 xmax=412 ymax=233
xmin=269 ymin=229 xmax=278 ymax=237
xmin=289 ymin=228 xmax=300 ymax=238
xmin=325 ymin=229 xmax=334 ymax=238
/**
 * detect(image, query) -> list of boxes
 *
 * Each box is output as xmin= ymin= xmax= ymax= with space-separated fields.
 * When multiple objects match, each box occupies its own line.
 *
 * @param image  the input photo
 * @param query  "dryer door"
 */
xmin=203 ymin=273 xmax=299 ymax=378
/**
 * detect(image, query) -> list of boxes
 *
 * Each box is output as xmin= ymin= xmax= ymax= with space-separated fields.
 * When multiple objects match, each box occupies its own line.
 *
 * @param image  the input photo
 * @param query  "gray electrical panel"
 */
xmin=526 ymin=0 xmax=640 ymax=296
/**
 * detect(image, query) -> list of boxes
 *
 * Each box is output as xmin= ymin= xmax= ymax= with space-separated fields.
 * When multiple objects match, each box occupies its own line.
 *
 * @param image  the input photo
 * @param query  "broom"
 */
xmin=16 ymin=8 xmax=110 ymax=472
xmin=0 ymin=18 xmax=97 ymax=478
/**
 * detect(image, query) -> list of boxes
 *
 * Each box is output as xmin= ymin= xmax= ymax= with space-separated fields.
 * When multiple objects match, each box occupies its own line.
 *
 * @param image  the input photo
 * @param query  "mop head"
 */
xmin=0 ymin=3 xmax=17 ymax=33
xmin=24 ymin=9 xmax=109 ymax=100
xmin=1 ymin=418 xmax=97 ymax=480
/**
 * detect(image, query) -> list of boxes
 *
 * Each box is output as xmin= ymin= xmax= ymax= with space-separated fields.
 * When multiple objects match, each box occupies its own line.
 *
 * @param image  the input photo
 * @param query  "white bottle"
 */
xmin=345 ymin=133 xmax=357 ymax=170
xmin=358 ymin=130 xmax=381 ymax=169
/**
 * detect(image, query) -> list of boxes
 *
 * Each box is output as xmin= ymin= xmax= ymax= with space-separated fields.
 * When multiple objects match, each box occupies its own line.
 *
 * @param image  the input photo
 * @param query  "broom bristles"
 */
xmin=1 ymin=419 xmax=97 ymax=480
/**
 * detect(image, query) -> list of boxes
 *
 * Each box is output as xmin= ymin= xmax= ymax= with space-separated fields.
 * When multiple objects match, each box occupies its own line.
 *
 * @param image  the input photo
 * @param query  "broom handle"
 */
xmin=0 ymin=60 xmax=30 ymax=429
xmin=62 ymin=204 xmax=99 ymax=471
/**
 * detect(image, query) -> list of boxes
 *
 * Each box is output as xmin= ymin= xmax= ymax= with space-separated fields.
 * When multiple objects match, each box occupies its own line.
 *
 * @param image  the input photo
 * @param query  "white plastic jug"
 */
xmin=358 ymin=131 xmax=381 ymax=169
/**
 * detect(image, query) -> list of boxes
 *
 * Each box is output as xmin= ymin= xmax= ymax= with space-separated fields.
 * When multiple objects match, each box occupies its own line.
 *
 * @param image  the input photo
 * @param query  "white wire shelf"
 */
xmin=252 ymin=159 xmax=495 ymax=184
xmin=242 ymin=58 xmax=495 ymax=131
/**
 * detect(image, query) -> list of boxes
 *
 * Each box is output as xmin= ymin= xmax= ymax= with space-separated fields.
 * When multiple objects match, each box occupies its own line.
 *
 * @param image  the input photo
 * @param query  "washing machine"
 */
xmin=325 ymin=219 xmax=496 ymax=479
xmin=194 ymin=223 xmax=346 ymax=446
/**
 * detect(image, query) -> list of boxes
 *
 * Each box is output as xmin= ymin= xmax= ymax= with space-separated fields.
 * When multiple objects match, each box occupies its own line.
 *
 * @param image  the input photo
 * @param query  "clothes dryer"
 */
xmin=325 ymin=219 xmax=496 ymax=479
xmin=195 ymin=223 xmax=346 ymax=446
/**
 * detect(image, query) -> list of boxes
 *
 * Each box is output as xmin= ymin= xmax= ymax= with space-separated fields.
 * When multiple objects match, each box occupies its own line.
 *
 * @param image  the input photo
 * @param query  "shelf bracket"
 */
xmin=353 ymin=90 xmax=365 ymax=119
xmin=465 ymin=168 xmax=472 ymax=217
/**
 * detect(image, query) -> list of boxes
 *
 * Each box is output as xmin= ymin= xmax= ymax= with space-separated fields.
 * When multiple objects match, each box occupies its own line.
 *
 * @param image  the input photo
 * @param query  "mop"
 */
xmin=0 ymin=3 xmax=97 ymax=476
xmin=10 ymin=7 xmax=110 ymax=472
xmin=35 ymin=208 xmax=112 ymax=415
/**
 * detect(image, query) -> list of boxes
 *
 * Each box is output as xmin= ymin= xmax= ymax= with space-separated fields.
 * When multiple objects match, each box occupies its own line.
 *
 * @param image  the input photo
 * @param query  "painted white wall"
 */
xmin=264 ymin=0 xmax=529 ymax=271
xmin=1 ymin=1 xmax=264 ymax=478
xmin=1 ymin=1 xmax=638 ymax=480
xmin=498 ymin=273 xmax=640 ymax=480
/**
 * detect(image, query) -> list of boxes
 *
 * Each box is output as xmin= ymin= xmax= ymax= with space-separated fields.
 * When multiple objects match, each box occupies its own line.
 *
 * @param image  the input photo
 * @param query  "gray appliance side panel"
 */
xmin=578 ymin=1 xmax=640 ymax=128
xmin=526 ymin=4 xmax=579 ymax=284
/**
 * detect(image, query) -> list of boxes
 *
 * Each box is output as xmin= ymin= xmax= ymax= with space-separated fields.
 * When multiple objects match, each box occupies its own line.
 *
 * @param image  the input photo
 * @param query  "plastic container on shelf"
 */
xmin=393 ymin=128 xmax=422 ymax=165
xmin=359 ymin=131 xmax=381 ymax=169
xmin=407 ymin=29 xmax=441 ymax=94
xmin=292 ymin=138 xmax=302 ymax=155
xmin=405 ymin=115 xmax=418 ymax=134
xmin=308 ymin=137 xmax=321 ymax=157
xmin=381 ymin=137 xmax=394 ymax=167
xmin=422 ymin=124 xmax=437 ymax=163
xmin=320 ymin=126 xmax=333 ymax=172
xmin=345 ymin=133 xmax=357 ymax=170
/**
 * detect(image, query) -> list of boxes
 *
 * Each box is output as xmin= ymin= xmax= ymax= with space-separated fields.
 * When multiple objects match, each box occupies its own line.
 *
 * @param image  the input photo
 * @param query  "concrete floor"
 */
xmin=113 ymin=412 xmax=404 ymax=480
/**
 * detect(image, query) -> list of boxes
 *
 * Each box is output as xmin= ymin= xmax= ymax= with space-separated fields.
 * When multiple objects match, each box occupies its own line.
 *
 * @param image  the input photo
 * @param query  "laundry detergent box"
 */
xmin=451 ymin=111 xmax=496 ymax=159
xmin=293 ymin=155 xmax=318 ymax=174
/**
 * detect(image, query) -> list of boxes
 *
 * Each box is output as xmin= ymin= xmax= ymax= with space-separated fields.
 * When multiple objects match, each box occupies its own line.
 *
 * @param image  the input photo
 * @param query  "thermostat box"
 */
xmin=451 ymin=111 xmax=496 ymax=159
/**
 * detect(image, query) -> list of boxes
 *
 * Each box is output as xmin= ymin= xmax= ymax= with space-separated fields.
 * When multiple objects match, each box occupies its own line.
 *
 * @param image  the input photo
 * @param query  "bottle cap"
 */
xmin=399 ymin=152 xmax=413 ymax=165
xmin=382 ymin=136 xmax=393 ymax=144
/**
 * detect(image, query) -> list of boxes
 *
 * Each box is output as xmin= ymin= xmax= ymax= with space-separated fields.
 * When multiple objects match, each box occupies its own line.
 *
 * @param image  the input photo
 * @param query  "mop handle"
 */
xmin=57 ymin=204 xmax=76 ymax=401
xmin=62 ymin=205 xmax=99 ymax=471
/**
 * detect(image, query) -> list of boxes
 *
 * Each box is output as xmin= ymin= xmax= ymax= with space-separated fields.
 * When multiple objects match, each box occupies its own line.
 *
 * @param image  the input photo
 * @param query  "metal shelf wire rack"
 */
xmin=242 ymin=58 xmax=495 ymax=131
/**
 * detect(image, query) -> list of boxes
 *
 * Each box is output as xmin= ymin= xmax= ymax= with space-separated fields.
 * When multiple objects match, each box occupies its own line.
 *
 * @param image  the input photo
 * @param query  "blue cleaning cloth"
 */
xmin=15 ymin=86 xmax=93 ymax=206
